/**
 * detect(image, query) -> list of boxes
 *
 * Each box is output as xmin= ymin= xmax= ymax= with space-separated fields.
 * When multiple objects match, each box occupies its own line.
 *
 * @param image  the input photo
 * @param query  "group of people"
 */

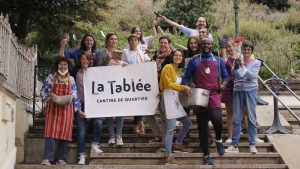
xmin=40 ymin=16 xmax=262 ymax=166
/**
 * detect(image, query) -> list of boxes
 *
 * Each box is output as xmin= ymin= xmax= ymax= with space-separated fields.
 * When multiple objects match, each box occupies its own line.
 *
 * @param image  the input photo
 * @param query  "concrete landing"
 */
xmin=259 ymin=95 xmax=300 ymax=108
xmin=268 ymin=134 xmax=300 ymax=169
xmin=256 ymin=106 xmax=291 ymax=133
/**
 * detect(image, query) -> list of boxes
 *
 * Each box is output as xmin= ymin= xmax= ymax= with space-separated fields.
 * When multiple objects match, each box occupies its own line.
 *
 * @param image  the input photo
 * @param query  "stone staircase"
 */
xmin=15 ymin=107 xmax=291 ymax=169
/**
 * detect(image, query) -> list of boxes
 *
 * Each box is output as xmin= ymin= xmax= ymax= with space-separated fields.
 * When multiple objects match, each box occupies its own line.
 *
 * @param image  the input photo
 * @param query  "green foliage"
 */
xmin=161 ymin=0 xmax=214 ymax=28
xmin=0 ymin=0 xmax=111 ymax=57
xmin=250 ymin=0 xmax=291 ymax=11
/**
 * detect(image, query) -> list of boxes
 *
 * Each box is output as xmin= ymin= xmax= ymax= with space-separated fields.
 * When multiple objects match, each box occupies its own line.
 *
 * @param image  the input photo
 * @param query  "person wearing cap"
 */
xmin=160 ymin=16 xmax=213 ymax=41
xmin=182 ymin=38 xmax=229 ymax=165
xmin=122 ymin=34 xmax=151 ymax=136
xmin=40 ymin=56 xmax=82 ymax=166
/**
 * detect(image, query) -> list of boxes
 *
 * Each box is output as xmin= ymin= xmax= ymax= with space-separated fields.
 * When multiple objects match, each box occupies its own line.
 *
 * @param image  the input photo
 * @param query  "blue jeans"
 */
xmin=76 ymin=114 xmax=103 ymax=155
xmin=160 ymin=99 xmax=192 ymax=156
xmin=232 ymin=90 xmax=258 ymax=147
xmin=76 ymin=102 xmax=103 ymax=155
xmin=43 ymin=138 xmax=68 ymax=162
xmin=107 ymin=117 xmax=124 ymax=136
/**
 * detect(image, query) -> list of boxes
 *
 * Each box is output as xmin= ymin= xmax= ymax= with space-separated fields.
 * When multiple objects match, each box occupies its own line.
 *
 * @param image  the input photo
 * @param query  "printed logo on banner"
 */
xmin=84 ymin=62 xmax=159 ymax=118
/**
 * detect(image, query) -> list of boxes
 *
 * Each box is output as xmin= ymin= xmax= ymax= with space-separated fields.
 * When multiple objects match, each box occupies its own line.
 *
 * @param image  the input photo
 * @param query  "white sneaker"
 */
xmin=225 ymin=138 xmax=232 ymax=144
xmin=256 ymin=137 xmax=264 ymax=143
xmin=91 ymin=144 xmax=103 ymax=154
xmin=108 ymin=135 xmax=116 ymax=145
xmin=116 ymin=135 xmax=124 ymax=146
xmin=41 ymin=159 xmax=51 ymax=166
xmin=225 ymin=145 xmax=239 ymax=153
xmin=250 ymin=145 xmax=258 ymax=154
xmin=176 ymin=121 xmax=182 ymax=127
xmin=78 ymin=154 xmax=86 ymax=165
xmin=56 ymin=159 xmax=67 ymax=165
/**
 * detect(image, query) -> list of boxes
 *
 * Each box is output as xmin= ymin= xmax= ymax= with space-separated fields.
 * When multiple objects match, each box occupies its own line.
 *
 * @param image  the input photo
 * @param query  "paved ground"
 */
xmin=268 ymin=134 xmax=300 ymax=169
xmin=259 ymin=95 xmax=300 ymax=108
xmin=260 ymin=95 xmax=300 ymax=169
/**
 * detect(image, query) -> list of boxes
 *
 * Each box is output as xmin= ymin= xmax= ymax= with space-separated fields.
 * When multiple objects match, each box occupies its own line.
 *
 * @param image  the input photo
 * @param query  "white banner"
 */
xmin=84 ymin=62 xmax=159 ymax=118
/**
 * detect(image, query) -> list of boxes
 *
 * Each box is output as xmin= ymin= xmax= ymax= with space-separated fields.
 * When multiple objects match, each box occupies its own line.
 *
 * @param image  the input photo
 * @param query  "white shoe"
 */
xmin=256 ymin=137 xmax=264 ymax=143
xmin=250 ymin=145 xmax=258 ymax=154
xmin=176 ymin=121 xmax=182 ymax=127
xmin=208 ymin=121 xmax=213 ymax=127
xmin=225 ymin=138 xmax=232 ymax=144
xmin=56 ymin=159 xmax=67 ymax=165
xmin=78 ymin=154 xmax=86 ymax=165
xmin=91 ymin=144 xmax=103 ymax=154
xmin=116 ymin=135 xmax=124 ymax=146
xmin=41 ymin=159 xmax=51 ymax=166
xmin=108 ymin=135 xmax=116 ymax=145
xmin=225 ymin=145 xmax=239 ymax=153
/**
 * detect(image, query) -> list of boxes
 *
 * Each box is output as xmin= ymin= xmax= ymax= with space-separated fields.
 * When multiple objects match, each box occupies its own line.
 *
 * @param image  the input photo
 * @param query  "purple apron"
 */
xmin=194 ymin=54 xmax=221 ymax=109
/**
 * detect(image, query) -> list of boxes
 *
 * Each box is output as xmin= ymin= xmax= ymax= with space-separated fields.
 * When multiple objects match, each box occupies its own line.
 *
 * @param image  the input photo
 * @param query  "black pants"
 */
xmin=194 ymin=107 xmax=223 ymax=156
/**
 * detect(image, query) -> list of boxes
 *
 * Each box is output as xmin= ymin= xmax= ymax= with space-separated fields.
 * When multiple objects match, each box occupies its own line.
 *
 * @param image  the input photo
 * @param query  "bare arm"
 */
xmin=59 ymin=33 xmax=69 ymax=56
xmin=151 ymin=20 xmax=157 ymax=37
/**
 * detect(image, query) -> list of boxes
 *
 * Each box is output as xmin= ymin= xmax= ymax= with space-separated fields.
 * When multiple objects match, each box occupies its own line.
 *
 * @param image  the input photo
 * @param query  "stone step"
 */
xmin=89 ymin=153 xmax=284 ymax=165
xmin=15 ymin=164 xmax=288 ymax=169
xmin=27 ymin=133 xmax=268 ymax=143
xmin=23 ymin=136 xmax=271 ymax=164
xmin=74 ymin=142 xmax=274 ymax=153
xmin=31 ymin=124 xmax=254 ymax=135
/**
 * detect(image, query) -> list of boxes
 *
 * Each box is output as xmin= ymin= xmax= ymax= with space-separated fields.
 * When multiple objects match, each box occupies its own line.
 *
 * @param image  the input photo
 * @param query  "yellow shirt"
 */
xmin=159 ymin=64 xmax=186 ymax=92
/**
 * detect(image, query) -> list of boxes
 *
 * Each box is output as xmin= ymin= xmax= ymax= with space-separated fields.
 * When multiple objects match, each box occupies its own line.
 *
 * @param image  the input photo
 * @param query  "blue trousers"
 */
xmin=232 ymin=90 xmax=258 ymax=147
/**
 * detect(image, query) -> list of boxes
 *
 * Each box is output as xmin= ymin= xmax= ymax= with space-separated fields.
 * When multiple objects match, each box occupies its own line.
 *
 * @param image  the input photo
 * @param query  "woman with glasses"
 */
xmin=225 ymin=40 xmax=261 ymax=154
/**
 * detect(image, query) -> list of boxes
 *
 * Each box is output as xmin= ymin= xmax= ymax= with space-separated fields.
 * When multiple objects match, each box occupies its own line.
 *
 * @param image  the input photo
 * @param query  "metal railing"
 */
xmin=258 ymin=58 xmax=300 ymax=134
xmin=31 ymin=65 xmax=54 ymax=132
xmin=0 ymin=13 xmax=37 ymax=104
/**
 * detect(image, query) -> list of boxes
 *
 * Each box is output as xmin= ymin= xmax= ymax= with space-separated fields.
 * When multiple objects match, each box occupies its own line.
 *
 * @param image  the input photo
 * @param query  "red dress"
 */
xmin=221 ymin=57 xmax=235 ymax=104
xmin=44 ymin=75 xmax=74 ymax=141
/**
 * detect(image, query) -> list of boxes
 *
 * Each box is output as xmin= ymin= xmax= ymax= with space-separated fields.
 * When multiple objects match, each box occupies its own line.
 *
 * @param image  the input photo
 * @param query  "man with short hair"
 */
xmin=160 ymin=16 xmax=213 ymax=41
xmin=182 ymin=38 xmax=228 ymax=165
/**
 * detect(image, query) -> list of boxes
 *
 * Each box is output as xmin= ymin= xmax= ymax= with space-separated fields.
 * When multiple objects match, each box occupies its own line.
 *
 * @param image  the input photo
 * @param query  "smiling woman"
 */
xmin=40 ymin=56 xmax=82 ymax=166
xmin=59 ymin=33 xmax=101 ymax=77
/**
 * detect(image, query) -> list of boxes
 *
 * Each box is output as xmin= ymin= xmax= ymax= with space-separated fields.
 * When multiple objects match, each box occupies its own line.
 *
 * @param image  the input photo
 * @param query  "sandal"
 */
xmin=134 ymin=125 xmax=140 ymax=135
xmin=138 ymin=121 xmax=145 ymax=136
xmin=148 ymin=136 xmax=162 ymax=143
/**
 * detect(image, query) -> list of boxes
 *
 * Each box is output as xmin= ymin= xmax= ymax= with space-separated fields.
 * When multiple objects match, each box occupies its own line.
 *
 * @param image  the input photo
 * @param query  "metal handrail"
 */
xmin=31 ymin=65 xmax=54 ymax=133
xmin=258 ymin=58 xmax=300 ymax=134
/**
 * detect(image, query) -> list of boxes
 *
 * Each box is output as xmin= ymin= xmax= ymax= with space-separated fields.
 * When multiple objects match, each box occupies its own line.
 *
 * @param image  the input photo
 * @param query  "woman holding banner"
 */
xmin=159 ymin=49 xmax=192 ymax=165
xmin=75 ymin=52 xmax=104 ymax=165
xmin=96 ymin=33 xmax=125 ymax=146
xmin=122 ymin=34 xmax=151 ymax=136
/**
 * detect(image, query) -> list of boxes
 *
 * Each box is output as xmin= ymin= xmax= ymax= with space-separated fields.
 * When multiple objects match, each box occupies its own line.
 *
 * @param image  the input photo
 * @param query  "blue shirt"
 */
xmin=64 ymin=45 xmax=100 ymax=66
xmin=182 ymin=53 xmax=229 ymax=86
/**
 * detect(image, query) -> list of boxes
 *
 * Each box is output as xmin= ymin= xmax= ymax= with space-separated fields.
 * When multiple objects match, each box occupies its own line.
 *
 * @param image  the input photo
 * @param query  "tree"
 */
xmin=0 ymin=0 xmax=110 ymax=60
xmin=160 ymin=0 xmax=214 ymax=29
